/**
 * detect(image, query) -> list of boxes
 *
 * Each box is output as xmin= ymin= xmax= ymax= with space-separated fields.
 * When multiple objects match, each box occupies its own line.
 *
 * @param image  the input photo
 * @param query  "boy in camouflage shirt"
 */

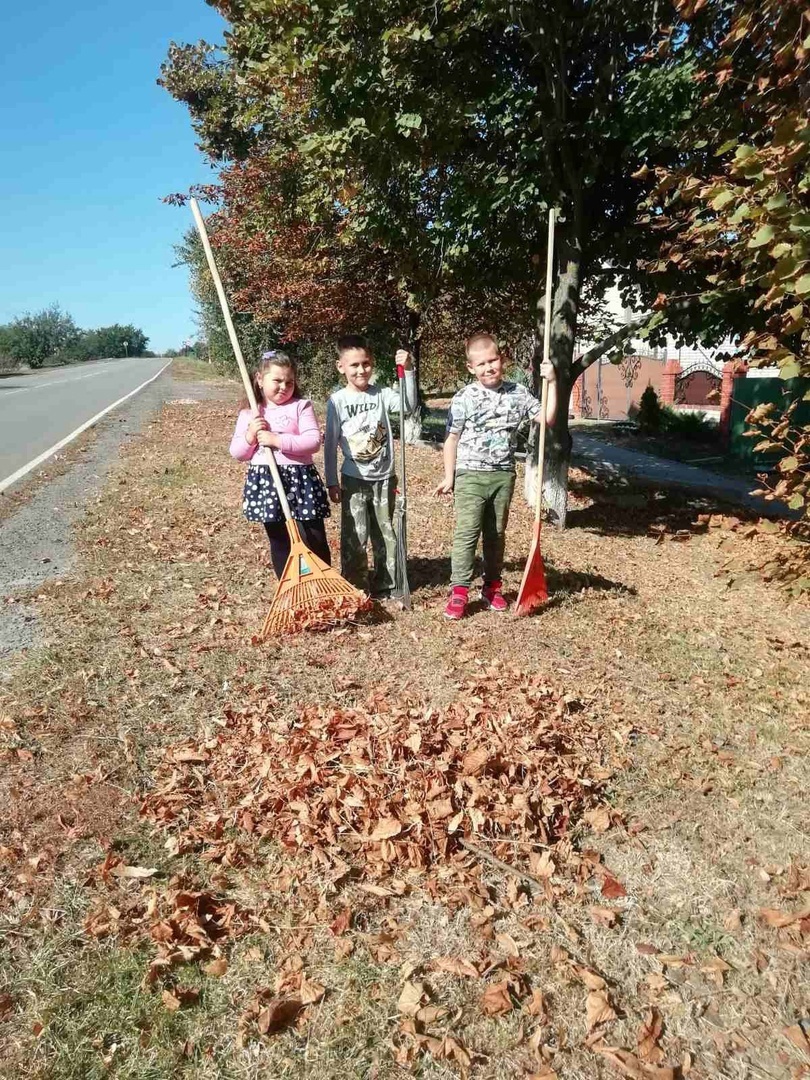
xmin=435 ymin=332 xmax=558 ymax=619
xmin=325 ymin=335 xmax=415 ymax=597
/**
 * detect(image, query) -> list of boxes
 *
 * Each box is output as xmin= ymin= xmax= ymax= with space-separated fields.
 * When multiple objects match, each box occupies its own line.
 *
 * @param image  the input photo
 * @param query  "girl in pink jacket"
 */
xmin=229 ymin=350 xmax=331 ymax=578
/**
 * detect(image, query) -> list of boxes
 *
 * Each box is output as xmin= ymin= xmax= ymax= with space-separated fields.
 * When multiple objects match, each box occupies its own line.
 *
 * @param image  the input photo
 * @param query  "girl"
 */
xmin=229 ymin=350 xmax=331 ymax=578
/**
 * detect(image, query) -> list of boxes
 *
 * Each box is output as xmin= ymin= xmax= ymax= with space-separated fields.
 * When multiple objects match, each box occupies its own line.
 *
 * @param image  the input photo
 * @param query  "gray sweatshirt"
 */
xmin=324 ymin=371 xmax=416 ymax=487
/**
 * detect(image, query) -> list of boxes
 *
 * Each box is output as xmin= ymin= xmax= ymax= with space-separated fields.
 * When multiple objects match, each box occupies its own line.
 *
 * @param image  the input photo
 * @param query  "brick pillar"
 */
xmin=660 ymin=358 xmax=682 ymax=405
xmin=720 ymin=360 xmax=748 ymax=443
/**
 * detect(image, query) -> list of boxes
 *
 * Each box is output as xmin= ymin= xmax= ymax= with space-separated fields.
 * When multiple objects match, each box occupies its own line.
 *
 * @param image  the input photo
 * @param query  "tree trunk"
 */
xmin=404 ymin=306 xmax=423 ymax=443
xmin=523 ymin=229 xmax=580 ymax=529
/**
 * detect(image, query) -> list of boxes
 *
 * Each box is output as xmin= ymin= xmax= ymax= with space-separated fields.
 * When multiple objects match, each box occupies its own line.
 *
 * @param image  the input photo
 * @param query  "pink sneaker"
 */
xmin=481 ymin=580 xmax=508 ymax=613
xmin=444 ymin=586 xmax=469 ymax=620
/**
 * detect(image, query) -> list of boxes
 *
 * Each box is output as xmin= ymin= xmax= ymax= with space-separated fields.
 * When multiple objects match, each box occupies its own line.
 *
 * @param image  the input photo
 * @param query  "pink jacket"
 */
xmin=229 ymin=398 xmax=322 ymax=467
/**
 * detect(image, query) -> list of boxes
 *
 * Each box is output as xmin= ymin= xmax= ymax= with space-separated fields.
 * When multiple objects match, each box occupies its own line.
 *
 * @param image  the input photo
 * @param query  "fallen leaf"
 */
xmin=782 ymin=1024 xmax=810 ymax=1056
xmin=601 ymin=874 xmax=628 ymax=900
xmin=636 ymin=1008 xmax=664 ymax=1063
xmin=496 ymin=932 xmax=521 ymax=958
xmin=481 ymin=980 xmax=514 ymax=1015
xmin=573 ymin=965 xmax=607 ymax=992
xmin=203 ymin=958 xmax=228 ymax=977
xmin=397 ymin=980 xmax=425 ymax=1017
xmin=525 ymin=989 xmax=547 ymax=1019
xmin=110 ymin=864 xmax=158 ymax=880
xmin=462 ymin=747 xmax=489 ymax=775
xmin=584 ymin=807 xmax=612 ymax=833
xmin=593 ymin=1043 xmax=678 ymax=1079
xmin=590 ymin=906 xmax=620 ymax=928
xmin=586 ymin=990 xmax=617 ymax=1033
xmin=760 ymin=905 xmax=810 ymax=928
xmin=257 ymin=996 xmax=304 ymax=1035
xmin=369 ymin=817 xmax=403 ymax=842
xmin=432 ymin=956 xmax=479 ymax=979
xmin=300 ymin=979 xmax=325 ymax=1005
xmin=162 ymin=989 xmax=182 ymax=1012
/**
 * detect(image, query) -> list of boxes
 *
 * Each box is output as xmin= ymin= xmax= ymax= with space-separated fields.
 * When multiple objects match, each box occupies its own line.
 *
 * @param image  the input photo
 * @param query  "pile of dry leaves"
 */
xmin=140 ymin=668 xmax=615 ymax=895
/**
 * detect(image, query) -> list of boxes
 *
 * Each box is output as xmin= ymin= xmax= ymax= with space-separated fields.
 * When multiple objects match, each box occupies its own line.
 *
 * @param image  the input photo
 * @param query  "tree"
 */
xmin=642 ymin=0 xmax=809 ymax=521
xmin=0 ymin=305 xmax=80 ymax=368
xmin=162 ymin=1 xmax=699 ymax=522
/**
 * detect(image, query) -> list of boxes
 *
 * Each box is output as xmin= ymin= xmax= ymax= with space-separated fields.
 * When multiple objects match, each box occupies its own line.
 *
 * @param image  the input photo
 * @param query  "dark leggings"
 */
xmin=263 ymin=519 xmax=331 ymax=579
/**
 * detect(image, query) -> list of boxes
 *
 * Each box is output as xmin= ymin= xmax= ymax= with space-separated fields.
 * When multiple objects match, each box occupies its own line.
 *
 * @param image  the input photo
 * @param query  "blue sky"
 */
xmin=0 ymin=1 xmax=226 ymax=352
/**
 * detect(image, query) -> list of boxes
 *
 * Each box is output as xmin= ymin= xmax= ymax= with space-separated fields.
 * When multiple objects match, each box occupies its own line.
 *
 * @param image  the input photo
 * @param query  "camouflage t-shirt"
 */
xmin=447 ymin=381 xmax=541 ymax=472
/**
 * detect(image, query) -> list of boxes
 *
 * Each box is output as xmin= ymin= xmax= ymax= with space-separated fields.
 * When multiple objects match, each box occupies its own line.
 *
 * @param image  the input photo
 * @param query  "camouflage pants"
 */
xmin=340 ymin=474 xmax=397 ymax=596
xmin=451 ymin=469 xmax=515 ymax=587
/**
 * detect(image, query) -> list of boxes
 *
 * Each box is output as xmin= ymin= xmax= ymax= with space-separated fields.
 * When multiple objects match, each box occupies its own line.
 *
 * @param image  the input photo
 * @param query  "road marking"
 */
xmin=1 ymin=362 xmax=136 ymax=397
xmin=0 ymin=361 xmax=172 ymax=494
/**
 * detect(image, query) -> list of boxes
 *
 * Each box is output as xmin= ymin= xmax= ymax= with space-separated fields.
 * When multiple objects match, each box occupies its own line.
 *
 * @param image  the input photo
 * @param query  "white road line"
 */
xmin=0 ymin=361 xmax=172 ymax=494
xmin=1 ymin=362 xmax=137 ymax=397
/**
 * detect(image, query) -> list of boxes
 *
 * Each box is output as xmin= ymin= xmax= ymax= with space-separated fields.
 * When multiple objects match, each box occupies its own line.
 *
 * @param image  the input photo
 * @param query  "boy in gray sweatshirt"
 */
xmin=324 ymin=335 xmax=415 ymax=597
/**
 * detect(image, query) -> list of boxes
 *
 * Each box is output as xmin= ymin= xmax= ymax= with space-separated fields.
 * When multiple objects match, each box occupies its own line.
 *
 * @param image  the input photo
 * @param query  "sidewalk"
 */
xmin=572 ymin=432 xmax=790 ymax=516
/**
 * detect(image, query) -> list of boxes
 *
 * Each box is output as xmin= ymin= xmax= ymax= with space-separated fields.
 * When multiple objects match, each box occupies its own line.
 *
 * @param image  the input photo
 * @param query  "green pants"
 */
xmin=341 ymin=474 xmax=397 ymax=596
xmin=451 ymin=470 xmax=515 ymax=588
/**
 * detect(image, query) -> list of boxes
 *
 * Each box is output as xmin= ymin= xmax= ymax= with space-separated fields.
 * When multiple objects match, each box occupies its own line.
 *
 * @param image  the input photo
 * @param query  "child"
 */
xmin=435 ymin=332 xmax=557 ymax=619
xmin=230 ymin=350 xmax=331 ymax=578
xmin=324 ymin=335 xmax=415 ymax=597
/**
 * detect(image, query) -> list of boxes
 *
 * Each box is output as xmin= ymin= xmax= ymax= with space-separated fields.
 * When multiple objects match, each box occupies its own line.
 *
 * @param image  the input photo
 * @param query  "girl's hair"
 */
xmin=247 ymin=350 xmax=300 ymax=407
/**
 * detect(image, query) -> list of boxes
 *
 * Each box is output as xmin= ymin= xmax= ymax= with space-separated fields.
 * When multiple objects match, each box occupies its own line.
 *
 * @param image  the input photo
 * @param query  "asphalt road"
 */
xmin=0 ymin=357 xmax=171 ymax=488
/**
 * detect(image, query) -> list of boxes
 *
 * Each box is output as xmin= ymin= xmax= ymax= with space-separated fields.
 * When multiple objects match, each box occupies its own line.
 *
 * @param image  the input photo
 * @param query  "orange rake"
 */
xmin=190 ymin=198 xmax=366 ymax=638
xmin=515 ymin=207 xmax=556 ymax=617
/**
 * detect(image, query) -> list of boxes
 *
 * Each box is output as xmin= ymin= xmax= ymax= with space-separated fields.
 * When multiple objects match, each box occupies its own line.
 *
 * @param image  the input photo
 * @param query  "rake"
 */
xmin=392 ymin=360 xmax=412 ymax=609
xmin=515 ymin=207 xmax=556 ymax=617
xmin=189 ymin=198 xmax=366 ymax=637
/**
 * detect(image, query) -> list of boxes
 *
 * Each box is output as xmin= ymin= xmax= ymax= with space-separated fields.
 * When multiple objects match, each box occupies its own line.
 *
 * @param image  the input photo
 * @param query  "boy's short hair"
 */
xmin=337 ymin=334 xmax=371 ymax=357
xmin=465 ymin=331 xmax=500 ymax=356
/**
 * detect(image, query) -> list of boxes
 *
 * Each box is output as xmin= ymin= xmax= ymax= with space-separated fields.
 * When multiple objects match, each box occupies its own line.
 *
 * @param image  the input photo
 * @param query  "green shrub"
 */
xmin=637 ymin=385 xmax=664 ymax=433
xmin=662 ymin=405 xmax=715 ymax=439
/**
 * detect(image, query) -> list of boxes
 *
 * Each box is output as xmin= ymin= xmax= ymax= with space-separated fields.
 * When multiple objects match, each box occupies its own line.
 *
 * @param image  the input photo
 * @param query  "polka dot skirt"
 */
xmin=242 ymin=464 xmax=331 ymax=524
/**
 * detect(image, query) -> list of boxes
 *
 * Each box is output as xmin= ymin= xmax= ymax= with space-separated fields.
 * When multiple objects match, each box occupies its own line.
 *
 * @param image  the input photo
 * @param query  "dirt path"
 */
xmin=1 ymin=367 xmax=807 ymax=1080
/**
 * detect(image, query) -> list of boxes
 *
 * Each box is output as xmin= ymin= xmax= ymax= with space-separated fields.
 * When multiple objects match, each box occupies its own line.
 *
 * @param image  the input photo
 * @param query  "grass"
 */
xmin=1 ymin=380 xmax=808 ymax=1079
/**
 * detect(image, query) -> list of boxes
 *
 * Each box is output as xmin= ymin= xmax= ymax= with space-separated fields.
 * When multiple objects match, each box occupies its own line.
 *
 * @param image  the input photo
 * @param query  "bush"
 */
xmin=661 ymin=406 xmax=714 ymax=440
xmin=637 ymin=385 xmax=664 ymax=433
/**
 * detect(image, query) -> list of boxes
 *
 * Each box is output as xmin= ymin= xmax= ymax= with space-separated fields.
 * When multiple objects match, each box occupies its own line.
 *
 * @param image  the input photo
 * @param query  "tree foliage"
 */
xmin=643 ymin=0 xmax=809 ymax=520
xmin=0 ymin=305 xmax=80 ymax=368
xmin=162 ymin=0 xmax=700 ymax=519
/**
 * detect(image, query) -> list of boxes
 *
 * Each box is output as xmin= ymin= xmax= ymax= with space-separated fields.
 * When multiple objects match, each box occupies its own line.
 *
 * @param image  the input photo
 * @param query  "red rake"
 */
xmin=190 ymin=198 xmax=366 ymax=638
xmin=516 ymin=208 xmax=556 ymax=617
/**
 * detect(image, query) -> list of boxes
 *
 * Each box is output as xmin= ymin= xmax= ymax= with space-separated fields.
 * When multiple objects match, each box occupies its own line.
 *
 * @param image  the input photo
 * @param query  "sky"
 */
xmin=0 ymin=1 xmax=227 ymax=353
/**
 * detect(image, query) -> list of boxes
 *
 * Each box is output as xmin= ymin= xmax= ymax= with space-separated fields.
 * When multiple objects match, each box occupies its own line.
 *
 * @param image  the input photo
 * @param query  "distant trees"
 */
xmin=0 ymin=308 xmax=149 ymax=368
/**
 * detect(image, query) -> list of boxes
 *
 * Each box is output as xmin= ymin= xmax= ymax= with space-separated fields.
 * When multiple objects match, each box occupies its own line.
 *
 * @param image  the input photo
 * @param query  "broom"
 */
xmin=392 ymin=360 xmax=412 ymax=609
xmin=515 ymin=207 xmax=557 ymax=617
xmin=189 ymin=198 xmax=366 ymax=637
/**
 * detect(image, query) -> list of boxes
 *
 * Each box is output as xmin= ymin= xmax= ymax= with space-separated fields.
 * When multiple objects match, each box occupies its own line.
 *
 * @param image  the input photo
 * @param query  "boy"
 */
xmin=435 ymin=332 xmax=557 ymax=619
xmin=324 ymin=335 xmax=416 ymax=597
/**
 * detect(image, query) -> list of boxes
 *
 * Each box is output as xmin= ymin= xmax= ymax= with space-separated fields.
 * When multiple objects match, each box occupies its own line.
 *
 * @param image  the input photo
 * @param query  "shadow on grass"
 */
xmin=567 ymin=475 xmax=760 ymax=540
xmin=407 ymin=554 xmax=634 ymax=603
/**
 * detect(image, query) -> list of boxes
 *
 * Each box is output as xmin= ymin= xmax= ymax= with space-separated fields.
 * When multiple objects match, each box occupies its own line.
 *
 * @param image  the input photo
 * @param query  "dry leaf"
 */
xmin=432 ymin=956 xmax=479 ymax=979
xmin=601 ymin=874 xmax=628 ymax=900
xmin=369 ymin=817 xmax=402 ymax=842
xmin=760 ymin=905 xmax=810 ymax=928
xmin=203 ymin=958 xmax=228 ymax=977
xmin=584 ymin=806 xmax=612 ymax=833
xmin=397 ymin=980 xmax=425 ymax=1017
xmin=481 ymin=980 xmax=514 ymax=1015
xmin=590 ymin=906 xmax=620 ymax=928
xmin=257 ymin=996 xmax=303 ymax=1035
xmin=573 ymin=965 xmax=607 ymax=992
xmin=586 ymin=990 xmax=617 ymax=1033
xmin=495 ymin=932 xmax=521 ymax=958
xmin=162 ymin=989 xmax=181 ymax=1012
xmin=110 ymin=864 xmax=158 ymax=880
xmin=593 ymin=1043 xmax=678 ymax=1079
xmin=462 ymin=747 xmax=489 ymax=775
xmin=525 ymin=989 xmax=547 ymax=1019
xmin=636 ymin=1008 xmax=664 ymax=1063
xmin=299 ymin=979 xmax=325 ymax=1005
xmin=782 ymin=1024 xmax=810 ymax=1056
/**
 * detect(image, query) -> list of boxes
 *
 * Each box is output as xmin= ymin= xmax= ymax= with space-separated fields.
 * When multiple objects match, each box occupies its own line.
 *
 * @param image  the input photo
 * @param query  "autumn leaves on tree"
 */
xmin=163 ymin=0 xmax=809 ymax=528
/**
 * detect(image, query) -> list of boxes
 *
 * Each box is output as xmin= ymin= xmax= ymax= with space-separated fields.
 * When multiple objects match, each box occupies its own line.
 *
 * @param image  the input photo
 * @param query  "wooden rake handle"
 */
xmin=189 ymin=197 xmax=294 ymax=524
xmin=534 ymin=207 xmax=557 ymax=524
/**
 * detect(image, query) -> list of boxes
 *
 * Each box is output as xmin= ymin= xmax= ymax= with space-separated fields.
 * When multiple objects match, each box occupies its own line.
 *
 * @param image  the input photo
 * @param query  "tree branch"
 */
xmin=571 ymin=298 xmax=694 ymax=379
